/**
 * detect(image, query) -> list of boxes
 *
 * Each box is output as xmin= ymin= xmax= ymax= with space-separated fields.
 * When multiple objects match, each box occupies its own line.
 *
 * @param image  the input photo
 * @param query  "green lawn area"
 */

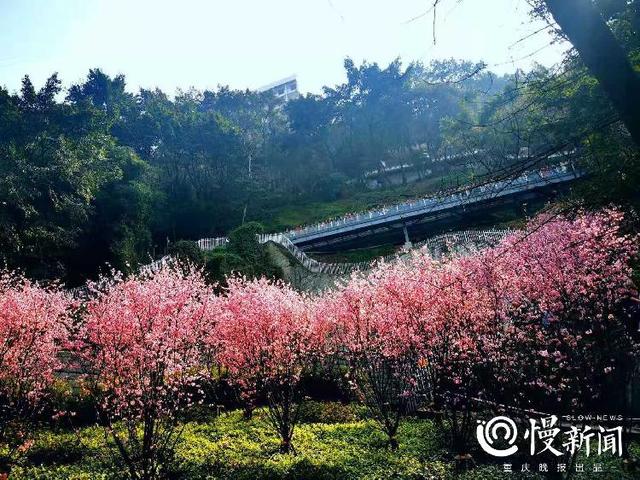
xmin=9 ymin=403 xmax=639 ymax=479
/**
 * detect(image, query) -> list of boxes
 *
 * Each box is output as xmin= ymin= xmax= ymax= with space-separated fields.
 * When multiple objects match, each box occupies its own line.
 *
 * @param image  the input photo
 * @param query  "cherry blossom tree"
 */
xmin=319 ymin=260 xmax=434 ymax=450
xmin=485 ymin=210 xmax=639 ymax=412
xmin=322 ymin=209 xmax=638 ymax=456
xmin=413 ymin=257 xmax=497 ymax=455
xmin=75 ymin=266 xmax=215 ymax=480
xmin=0 ymin=271 xmax=69 ymax=471
xmin=63 ymin=206 xmax=637 ymax=470
xmin=414 ymin=209 xmax=638 ymax=455
xmin=217 ymin=277 xmax=320 ymax=453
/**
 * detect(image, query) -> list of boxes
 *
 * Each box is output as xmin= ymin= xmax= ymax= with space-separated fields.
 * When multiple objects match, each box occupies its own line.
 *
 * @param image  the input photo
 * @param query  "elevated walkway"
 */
xmin=285 ymin=164 xmax=580 ymax=249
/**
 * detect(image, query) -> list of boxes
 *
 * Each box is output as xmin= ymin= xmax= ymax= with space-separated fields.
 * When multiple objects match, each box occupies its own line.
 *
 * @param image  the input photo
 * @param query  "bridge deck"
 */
xmin=286 ymin=165 xmax=580 ymax=246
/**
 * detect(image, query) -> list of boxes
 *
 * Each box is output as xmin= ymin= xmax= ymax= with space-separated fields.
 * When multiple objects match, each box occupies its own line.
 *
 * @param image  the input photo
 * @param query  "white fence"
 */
xmin=196 ymin=237 xmax=229 ymax=250
xmin=416 ymin=229 xmax=514 ymax=259
xmin=66 ymin=230 xmax=512 ymax=299
xmin=195 ymin=229 xmax=513 ymax=276
xmin=138 ymin=255 xmax=175 ymax=276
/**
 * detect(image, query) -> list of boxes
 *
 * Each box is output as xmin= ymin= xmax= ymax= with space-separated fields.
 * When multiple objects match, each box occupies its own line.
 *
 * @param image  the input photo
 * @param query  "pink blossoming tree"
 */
xmin=217 ymin=277 xmax=320 ymax=453
xmin=0 ymin=271 xmax=69 ymax=471
xmin=411 ymin=255 xmax=501 ymax=455
xmin=75 ymin=267 xmax=215 ymax=480
xmin=410 ymin=209 xmax=638 ymax=455
xmin=319 ymin=259 xmax=434 ymax=450
xmin=485 ymin=210 xmax=639 ymax=412
xmin=320 ymin=209 xmax=637 ymax=456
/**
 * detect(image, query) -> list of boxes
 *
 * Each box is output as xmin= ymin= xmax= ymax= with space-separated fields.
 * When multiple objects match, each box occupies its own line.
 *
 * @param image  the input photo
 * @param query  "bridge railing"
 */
xmin=284 ymin=163 xmax=578 ymax=241
xmin=66 ymin=228 xmax=513 ymax=300
xmin=197 ymin=237 xmax=229 ymax=250
xmin=195 ymin=229 xmax=513 ymax=276
xmin=415 ymin=229 xmax=515 ymax=259
xmin=179 ymin=163 xmax=556 ymax=275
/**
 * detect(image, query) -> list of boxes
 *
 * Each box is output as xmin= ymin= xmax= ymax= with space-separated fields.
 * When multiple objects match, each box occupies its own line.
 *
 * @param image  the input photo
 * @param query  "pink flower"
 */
xmin=0 ymin=271 xmax=70 ymax=413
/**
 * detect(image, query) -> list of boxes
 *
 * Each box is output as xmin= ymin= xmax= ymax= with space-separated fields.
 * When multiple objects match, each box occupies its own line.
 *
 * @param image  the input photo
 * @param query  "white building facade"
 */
xmin=258 ymin=75 xmax=300 ymax=102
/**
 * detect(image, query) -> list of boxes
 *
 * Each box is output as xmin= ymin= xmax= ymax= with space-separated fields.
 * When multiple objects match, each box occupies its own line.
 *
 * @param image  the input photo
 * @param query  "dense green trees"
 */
xmin=1 ymin=23 xmax=638 ymax=283
xmin=0 ymin=75 xmax=144 ymax=280
xmin=533 ymin=0 xmax=640 ymax=145
xmin=0 ymin=60 xmax=499 ymax=282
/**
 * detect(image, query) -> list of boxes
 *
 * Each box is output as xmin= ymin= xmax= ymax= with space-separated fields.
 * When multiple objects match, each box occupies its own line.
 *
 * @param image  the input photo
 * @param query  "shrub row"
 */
xmin=0 ymin=209 xmax=637 ymax=479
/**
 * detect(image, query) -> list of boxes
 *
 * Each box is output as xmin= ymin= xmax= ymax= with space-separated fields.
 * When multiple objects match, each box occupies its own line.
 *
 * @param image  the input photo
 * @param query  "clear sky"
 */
xmin=0 ymin=0 xmax=568 ymax=96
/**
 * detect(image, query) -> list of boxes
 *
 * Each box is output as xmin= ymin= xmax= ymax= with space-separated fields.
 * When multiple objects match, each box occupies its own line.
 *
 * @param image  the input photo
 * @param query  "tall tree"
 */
xmin=533 ymin=0 xmax=640 ymax=145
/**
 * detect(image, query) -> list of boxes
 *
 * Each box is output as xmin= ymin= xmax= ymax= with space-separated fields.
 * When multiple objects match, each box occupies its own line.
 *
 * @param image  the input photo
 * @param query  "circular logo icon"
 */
xmin=476 ymin=416 xmax=519 ymax=457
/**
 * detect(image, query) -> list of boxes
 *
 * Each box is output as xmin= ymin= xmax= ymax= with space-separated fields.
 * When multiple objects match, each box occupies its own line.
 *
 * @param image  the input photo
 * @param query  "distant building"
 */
xmin=258 ymin=75 xmax=300 ymax=102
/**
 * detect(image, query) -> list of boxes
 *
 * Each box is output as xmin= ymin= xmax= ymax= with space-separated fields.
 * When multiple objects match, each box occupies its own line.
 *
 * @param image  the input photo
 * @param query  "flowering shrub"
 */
xmin=319 ymin=260 xmax=433 ymax=449
xmin=485 ymin=210 xmax=639 ymax=411
xmin=410 ymin=255 xmax=503 ymax=454
xmin=0 ymin=271 xmax=69 ymax=470
xmin=75 ymin=267 xmax=215 ymax=480
xmin=409 ymin=209 xmax=637 ymax=453
xmin=2 ymin=207 xmax=630 ymax=472
xmin=217 ymin=277 xmax=320 ymax=453
xmin=320 ymin=209 xmax=638 ymax=453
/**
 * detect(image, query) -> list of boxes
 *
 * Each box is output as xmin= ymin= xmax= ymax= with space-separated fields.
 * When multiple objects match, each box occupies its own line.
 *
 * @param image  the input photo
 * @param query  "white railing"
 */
xmin=65 ymin=230 xmax=512 ymax=301
xmin=190 ymin=164 xmax=577 ymax=275
xmin=196 ymin=229 xmax=513 ymax=276
xmin=197 ymin=237 xmax=229 ymax=250
xmin=138 ymin=255 xmax=175 ymax=276
xmin=415 ymin=229 xmax=514 ymax=259
xmin=282 ymin=163 xmax=579 ymax=241
xmin=146 ymin=164 xmax=566 ymax=276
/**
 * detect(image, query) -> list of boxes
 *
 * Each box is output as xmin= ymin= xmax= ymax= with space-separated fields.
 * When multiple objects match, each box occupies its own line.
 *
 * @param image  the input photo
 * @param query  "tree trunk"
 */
xmin=544 ymin=0 xmax=640 ymax=146
xmin=279 ymin=436 xmax=293 ymax=454
xmin=243 ymin=404 xmax=254 ymax=420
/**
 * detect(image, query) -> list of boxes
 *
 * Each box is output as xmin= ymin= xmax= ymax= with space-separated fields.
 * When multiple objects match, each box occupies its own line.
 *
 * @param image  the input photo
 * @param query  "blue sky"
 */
xmin=0 ymin=0 xmax=568 ymax=95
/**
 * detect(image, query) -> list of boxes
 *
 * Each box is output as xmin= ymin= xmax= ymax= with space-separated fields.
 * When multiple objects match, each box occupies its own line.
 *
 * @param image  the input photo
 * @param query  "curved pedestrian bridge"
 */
xmin=177 ymin=163 xmax=581 ymax=276
xmin=283 ymin=163 xmax=580 ymax=249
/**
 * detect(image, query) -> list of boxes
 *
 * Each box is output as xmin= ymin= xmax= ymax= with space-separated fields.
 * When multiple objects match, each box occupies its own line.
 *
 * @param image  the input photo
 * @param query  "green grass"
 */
xmin=8 ymin=404 xmax=639 ymax=479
